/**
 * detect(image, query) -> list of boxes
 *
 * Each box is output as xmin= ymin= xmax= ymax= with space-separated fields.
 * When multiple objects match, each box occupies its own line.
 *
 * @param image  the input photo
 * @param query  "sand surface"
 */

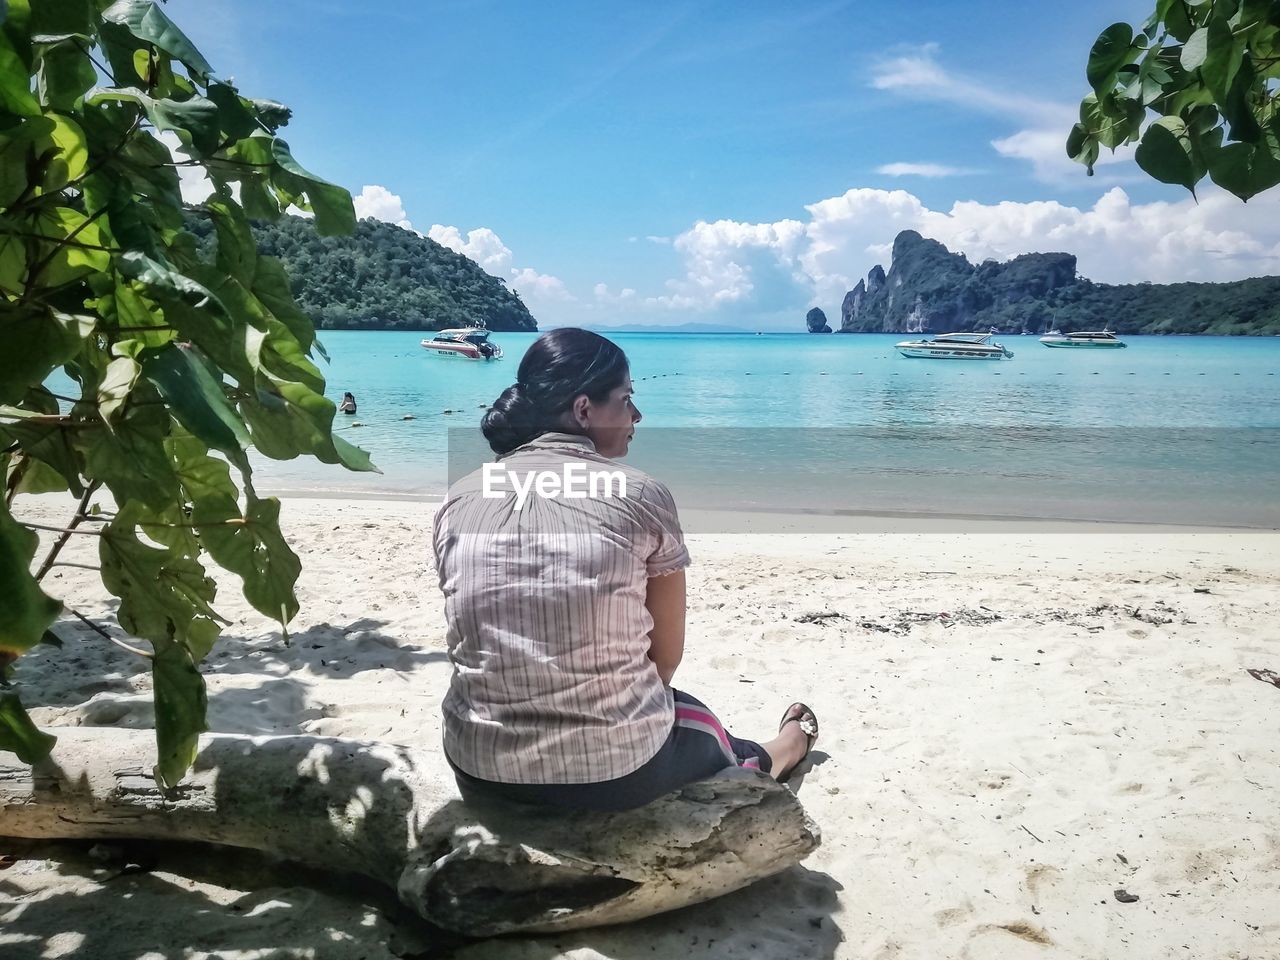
xmin=2 ymin=496 xmax=1278 ymax=959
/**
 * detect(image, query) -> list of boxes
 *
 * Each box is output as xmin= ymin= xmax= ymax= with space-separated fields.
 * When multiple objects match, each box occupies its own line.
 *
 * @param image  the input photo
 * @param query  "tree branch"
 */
xmin=34 ymin=482 xmax=101 ymax=582
xmin=68 ymin=609 xmax=153 ymax=658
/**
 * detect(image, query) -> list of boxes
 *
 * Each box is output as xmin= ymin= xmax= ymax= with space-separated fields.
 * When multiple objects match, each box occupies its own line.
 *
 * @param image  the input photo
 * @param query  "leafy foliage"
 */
xmin=1069 ymin=1 xmax=1280 ymax=199
xmin=184 ymin=213 xmax=539 ymax=332
xmin=0 ymin=0 xmax=369 ymax=786
xmin=840 ymin=230 xmax=1280 ymax=335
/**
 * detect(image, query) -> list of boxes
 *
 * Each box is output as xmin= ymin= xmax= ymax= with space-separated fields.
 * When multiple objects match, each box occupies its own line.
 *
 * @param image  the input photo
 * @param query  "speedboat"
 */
xmin=1039 ymin=329 xmax=1127 ymax=348
xmin=895 ymin=332 xmax=1013 ymax=360
xmin=421 ymin=325 xmax=504 ymax=360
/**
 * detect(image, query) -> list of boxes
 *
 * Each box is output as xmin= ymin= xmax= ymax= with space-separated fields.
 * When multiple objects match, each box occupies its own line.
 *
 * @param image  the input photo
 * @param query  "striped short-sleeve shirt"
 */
xmin=433 ymin=432 xmax=691 ymax=784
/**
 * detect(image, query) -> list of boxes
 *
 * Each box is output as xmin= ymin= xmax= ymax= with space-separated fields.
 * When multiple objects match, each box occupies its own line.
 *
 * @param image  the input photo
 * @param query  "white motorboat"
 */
xmin=421 ymin=324 xmax=504 ymax=360
xmin=895 ymin=332 xmax=1013 ymax=360
xmin=1039 ymin=329 xmax=1127 ymax=349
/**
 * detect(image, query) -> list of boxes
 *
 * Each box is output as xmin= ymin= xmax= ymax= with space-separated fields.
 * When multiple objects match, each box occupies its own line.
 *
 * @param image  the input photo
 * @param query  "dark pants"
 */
xmin=448 ymin=690 xmax=772 ymax=812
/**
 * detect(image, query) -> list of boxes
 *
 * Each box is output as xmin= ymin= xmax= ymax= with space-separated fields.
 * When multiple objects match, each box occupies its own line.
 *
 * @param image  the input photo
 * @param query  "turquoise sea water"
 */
xmin=256 ymin=331 xmax=1280 ymax=528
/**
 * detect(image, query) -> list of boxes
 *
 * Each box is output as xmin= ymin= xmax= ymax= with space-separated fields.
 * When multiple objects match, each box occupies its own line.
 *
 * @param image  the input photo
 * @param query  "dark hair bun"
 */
xmin=481 ymin=383 xmax=541 ymax=454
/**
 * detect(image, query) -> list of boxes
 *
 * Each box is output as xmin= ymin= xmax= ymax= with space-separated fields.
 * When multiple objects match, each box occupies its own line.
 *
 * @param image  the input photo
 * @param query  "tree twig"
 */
xmin=68 ymin=610 xmax=152 ymax=658
xmin=34 ymin=482 xmax=101 ymax=581
xmin=23 ymin=522 xmax=103 ymax=536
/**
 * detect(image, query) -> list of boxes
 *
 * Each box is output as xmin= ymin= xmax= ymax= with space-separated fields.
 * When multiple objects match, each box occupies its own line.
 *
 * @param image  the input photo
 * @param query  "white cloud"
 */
xmin=427 ymin=225 xmax=513 ymax=274
xmin=512 ymin=267 xmax=575 ymax=302
xmin=876 ymin=162 xmax=978 ymax=178
xmin=429 ymin=224 xmax=575 ymax=306
xmin=353 ymin=184 xmax=414 ymax=231
xmin=646 ymin=218 xmax=808 ymax=311
xmin=594 ymin=282 xmax=637 ymax=304
xmin=870 ymin=43 xmax=1069 ymax=124
xmin=645 ymin=235 xmax=672 ymax=244
xmin=652 ymin=186 xmax=1280 ymax=318
xmin=869 ymin=44 xmax=1134 ymax=184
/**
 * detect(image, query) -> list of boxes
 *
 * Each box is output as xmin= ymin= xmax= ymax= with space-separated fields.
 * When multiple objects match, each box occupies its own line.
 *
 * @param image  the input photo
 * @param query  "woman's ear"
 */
xmin=570 ymin=393 xmax=592 ymax=428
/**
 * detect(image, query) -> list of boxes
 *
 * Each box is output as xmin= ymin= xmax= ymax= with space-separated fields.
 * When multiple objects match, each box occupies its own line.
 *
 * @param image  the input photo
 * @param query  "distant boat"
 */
xmin=1039 ymin=329 xmax=1127 ymax=349
xmin=421 ymin=323 xmax=504 ymax=360
xmin=895 ymin=332 xmax=1013 ymax=360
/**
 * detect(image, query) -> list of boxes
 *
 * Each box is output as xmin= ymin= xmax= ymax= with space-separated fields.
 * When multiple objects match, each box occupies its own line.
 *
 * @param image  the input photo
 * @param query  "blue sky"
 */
xmin=166 ymin=0 xmax=1280 ymax=329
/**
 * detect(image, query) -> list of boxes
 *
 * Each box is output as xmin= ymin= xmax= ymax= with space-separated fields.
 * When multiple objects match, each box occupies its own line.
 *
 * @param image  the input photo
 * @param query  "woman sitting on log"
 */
xmin=432 ymin=328 xmax=818 ymax=811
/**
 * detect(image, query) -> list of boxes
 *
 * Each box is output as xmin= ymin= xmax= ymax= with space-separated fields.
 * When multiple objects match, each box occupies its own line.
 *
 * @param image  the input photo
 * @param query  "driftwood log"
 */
xmin=0 ymin=728 xmax=820 ymax=936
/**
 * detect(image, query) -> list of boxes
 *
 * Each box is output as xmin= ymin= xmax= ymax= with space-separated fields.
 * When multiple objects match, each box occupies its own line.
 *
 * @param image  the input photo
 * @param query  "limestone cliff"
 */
xmin=837 ymin=230 xmax=1280 ymax=335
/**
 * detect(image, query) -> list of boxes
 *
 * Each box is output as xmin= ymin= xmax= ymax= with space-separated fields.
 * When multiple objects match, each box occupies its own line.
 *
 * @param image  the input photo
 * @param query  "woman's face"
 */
xmin=575 ymin=373 xmax=641 ymax=458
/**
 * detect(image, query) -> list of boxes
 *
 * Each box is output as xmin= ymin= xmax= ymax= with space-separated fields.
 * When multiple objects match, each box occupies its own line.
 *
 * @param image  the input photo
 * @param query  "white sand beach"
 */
xmin=3 ymin=496 xmax=1278 ymax=960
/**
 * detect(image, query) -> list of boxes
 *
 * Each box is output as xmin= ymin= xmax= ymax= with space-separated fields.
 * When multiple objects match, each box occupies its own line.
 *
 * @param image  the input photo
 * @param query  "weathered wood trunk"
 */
xmin=0 ymin=728 xmax=820 ymax=936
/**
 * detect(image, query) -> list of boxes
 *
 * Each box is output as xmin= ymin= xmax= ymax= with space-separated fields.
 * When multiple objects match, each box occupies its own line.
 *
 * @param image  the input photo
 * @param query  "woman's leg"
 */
xmin=673 ymin=691 xmax=815 ymax=782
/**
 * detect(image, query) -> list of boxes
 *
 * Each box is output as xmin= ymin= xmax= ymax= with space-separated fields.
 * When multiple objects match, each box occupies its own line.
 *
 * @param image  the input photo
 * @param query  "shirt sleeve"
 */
xmin=640 ymin=478 xmax=691 ymax=577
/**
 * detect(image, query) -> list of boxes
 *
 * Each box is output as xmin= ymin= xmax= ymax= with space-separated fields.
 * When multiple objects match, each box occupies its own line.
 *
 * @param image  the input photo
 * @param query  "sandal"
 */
xmin=777 ymin=702 xmax=819 ymax=782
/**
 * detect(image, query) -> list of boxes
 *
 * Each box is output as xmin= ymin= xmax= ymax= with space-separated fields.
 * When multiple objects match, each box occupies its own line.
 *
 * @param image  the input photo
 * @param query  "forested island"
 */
xmin=185 ymin=213 xmax=539 ymax=332
xmin=837 ymin=231 xmax=1280 ymax=336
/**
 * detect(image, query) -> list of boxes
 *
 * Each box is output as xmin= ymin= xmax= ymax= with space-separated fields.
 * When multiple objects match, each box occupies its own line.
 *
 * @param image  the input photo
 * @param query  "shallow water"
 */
xmin=258 ymin=331 xmax=1279 ymax=527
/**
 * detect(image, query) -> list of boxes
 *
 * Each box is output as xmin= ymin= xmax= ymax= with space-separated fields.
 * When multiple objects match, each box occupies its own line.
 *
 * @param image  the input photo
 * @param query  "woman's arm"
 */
xmin=645 ymin=569 xmax=686 ymax=686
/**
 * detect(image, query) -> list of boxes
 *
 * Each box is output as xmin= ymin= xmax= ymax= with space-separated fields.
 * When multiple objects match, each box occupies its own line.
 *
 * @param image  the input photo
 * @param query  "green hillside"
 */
xmin=185 ymin=213 xmax=539 ymax=332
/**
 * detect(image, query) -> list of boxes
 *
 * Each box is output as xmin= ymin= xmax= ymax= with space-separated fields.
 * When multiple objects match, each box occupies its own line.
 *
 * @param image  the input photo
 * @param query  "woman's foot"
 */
xmin=762 ymin=702 xmax=819 ymax=783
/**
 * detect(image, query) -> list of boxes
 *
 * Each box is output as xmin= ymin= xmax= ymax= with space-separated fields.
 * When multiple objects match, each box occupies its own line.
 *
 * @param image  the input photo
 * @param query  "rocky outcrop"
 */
xmin=805 ymin=307 xmax=832 ymax=333
xmin=838 ymin=230 xmax=1076 ymax=334
xmin=832 ymin=229 xmax=1280 ymax=336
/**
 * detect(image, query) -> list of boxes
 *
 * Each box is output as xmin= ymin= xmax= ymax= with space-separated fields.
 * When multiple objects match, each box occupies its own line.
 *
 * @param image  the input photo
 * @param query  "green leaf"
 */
xmin=44 ymin=110 xmax=87 ymax=189
xmin=151 ymin=637 xmax=207 ymax=790
xmin=269 ymin=138 xmax=355 ymax=236
xmin=328 ymin=434 xmax=379 ymax=473
xmin=1200 ymin=9 xmax=1244 ymax=101
xmin=29 ymin=0 xmax=95 ymax=40
xmin=1135 ymin=116 xmax=1201 ymax=191
xmin=0 ymin=691 xmax=56 ymax=763
xmin=167 ymin=429 xmax=241 ymax=504
xmin=206 ymin=81 xmax=258 ymax=140
xmin=1088 ymin=23 xmax=1136 ymax=96
xmin=104 ymin=280 xmax=173 ymax=348
xmin=0 ymin=32 xmax=41 ymax=116
xmin=3 ymin=408 xmax=86 ymax=499
xmin=1158 ymin=0 xmax=1197 ymax=42
xmin=206 ymin=197 xmax=257 ymax=286
xmin=88 ymin=86 xmax=220 ymax=155
xmin=1066 ymin=123 xmax=1100 ymax=173
xmin=7 ymin=454 xmax=71 ymax=496
xmin=35 ymin=37 xmax=98 ymax=110
xmin=101 ymin=0 xmax=213 ymax=81
xmin=0 ymin=306 xmax=93 ymax=404
xmin=252 ymin=256 xmax=314 ymax=350
xmin=1207 ymin=140 xmax=1280 ymax=199
xmin=27 ymin=205 xmax=110 ymax=287
xmin=99 ymin=509 xmax=219 ymax=644
xmin=77 ymin=382 xmax=179 ymax=508
xmin=1221 ymin=53 xmax=1262 ymax=143
xmin=0 ymin=115 xmax=55 ymax=207
xmin=1180 ymin=27 xmax=1209 ymax=69
xmin=261 ymin=320 xmax=324 ymax=393
xmin=115 ymin=130 xmax=183 ymax=208
xmin=0 ymin=497 xmax=64 ymax=659
xmin=117 ymin=251 xmax=227 ymax=316
xmin=96 ymin=356 xmax=140 ymax=422
xmin=142 ymin=343 xmax=250 ymax=455
xmin=238 ymin=377 xmax=334 ymax=460
xmin=196 ymin=495 xmax=301 ymax=625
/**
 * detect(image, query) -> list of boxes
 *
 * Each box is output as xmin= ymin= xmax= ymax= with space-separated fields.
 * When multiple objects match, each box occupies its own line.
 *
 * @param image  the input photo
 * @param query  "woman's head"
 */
xmin=481 ymin=328 xmax=640 ymax=457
